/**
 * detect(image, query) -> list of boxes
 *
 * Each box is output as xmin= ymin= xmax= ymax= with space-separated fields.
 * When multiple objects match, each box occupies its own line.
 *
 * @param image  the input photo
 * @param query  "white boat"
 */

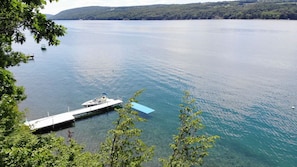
xmin=82 ymin=93 xmax=110 ymax=107
xmin=41 ymin=44 xmax=46 ymax=50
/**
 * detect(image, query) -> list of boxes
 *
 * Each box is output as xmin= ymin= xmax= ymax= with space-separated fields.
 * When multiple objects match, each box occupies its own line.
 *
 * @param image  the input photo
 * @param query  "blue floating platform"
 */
xmin=131 ymin=102 xmax=155 ymax=114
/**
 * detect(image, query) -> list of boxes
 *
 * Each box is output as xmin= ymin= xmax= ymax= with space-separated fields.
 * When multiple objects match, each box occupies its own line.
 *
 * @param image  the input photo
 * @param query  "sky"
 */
xmin=42 ymin=0 xmax=226 ymax=15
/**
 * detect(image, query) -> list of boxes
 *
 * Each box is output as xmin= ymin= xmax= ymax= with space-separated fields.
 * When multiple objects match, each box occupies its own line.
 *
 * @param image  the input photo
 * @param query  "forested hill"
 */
xmin=49 ymin=0 xmax=297 ymax=20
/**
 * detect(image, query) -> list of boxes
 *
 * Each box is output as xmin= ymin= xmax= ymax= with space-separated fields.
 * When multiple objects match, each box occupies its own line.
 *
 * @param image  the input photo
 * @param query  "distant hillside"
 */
xmin=49 ymin=1 xmax=297 ymax=20
xmin=45 ymin=14 xmax=54 ymax=18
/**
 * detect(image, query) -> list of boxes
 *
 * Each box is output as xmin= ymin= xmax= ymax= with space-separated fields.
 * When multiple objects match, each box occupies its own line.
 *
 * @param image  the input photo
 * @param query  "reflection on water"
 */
xmin=11 ymin=20 xmax=297 ymax=167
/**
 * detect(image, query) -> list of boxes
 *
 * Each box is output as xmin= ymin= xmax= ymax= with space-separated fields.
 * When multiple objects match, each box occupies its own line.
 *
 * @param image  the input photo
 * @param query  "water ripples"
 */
xmin=11 ymin=20 xmax=297 ymax=167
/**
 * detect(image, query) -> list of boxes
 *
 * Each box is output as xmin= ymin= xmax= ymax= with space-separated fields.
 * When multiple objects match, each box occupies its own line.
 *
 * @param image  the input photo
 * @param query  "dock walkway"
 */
xmin=25 ymin=99 xmax=122 ymax=131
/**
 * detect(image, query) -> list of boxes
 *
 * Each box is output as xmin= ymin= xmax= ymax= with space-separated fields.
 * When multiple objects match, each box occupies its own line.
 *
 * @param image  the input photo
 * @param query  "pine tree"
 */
xmin=99 ymin=90 xmax=155 ymax=167
xmin=160 ymin=91 xmax=219 ymax=167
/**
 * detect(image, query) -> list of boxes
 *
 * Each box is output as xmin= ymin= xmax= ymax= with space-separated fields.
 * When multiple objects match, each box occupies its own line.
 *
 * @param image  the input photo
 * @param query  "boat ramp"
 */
xmin=24 ymin=99 xmax=154 ymax=132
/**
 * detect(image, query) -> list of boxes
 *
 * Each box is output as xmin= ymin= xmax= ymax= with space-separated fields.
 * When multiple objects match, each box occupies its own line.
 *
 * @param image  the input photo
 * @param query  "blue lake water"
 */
xmin=11 ymin=20 xmax=297 ymax=166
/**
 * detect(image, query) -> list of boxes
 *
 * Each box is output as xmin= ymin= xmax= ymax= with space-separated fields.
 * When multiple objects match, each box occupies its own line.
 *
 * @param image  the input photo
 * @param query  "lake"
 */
xmin=11 ymin=20 xmax=297 ymax=166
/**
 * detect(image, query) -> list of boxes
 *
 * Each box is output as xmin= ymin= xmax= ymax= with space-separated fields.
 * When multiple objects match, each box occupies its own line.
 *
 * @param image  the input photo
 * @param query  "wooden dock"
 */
xmin=25 ymin=99 xmax=122 ymax=131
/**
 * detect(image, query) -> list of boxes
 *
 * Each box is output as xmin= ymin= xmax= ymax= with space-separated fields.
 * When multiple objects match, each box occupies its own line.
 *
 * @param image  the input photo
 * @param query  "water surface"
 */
xmin=12 ymin=20 xmax=297 ymax=166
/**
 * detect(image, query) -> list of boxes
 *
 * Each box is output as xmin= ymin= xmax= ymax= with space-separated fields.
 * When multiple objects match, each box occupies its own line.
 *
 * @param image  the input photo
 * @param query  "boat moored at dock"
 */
xmin=24 ymin=94 xmax=155 ymax=133
xmin=81 ymin=93 xmax=109 ymax=107
xmin=25 ymin=97 xmax=122 ymax=132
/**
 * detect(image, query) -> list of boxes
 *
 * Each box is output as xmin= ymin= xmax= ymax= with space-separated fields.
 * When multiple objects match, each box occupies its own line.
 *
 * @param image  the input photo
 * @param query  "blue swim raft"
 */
xmin=131 ymin=102 xmax=155 ymax=114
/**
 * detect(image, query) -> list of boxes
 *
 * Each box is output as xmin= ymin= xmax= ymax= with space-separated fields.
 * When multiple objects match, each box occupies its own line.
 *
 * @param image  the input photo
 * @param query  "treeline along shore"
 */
xmin=49 ymin=0 xmax=297 ymax=20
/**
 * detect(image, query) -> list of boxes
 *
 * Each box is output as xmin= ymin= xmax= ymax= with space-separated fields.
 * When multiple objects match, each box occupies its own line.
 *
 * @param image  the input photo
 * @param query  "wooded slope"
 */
xmin=49 ymin=1 xmax=297 ymax=20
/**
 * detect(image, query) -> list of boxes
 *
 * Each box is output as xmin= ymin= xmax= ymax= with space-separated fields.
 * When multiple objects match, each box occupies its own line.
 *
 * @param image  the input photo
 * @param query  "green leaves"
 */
xmin=30 ymin=12 xmax=66 ymax=46
xmin=1 ymin=1 xmax=220 ymax=167
xmin=1 ymin=126 xmax=100 ymax=167
xmin=99 ymin=90 xmax=219 ymax=167
xmin=1 ymin=81 xmax=219 ymax=167
xmin=0 ymin=0 xmax=66 ymax=69
xmin=99 ymin=90 xmax=155 ymax=167
xmin=0 ymin=69 xmax=25 ymax=136
xmin=160 ymin=91 xmax=219 ymax=167
xmin=2 ymin=3 xmax=221 ymax=163
xmin=0 ymin=1 xmax=77 ymax=167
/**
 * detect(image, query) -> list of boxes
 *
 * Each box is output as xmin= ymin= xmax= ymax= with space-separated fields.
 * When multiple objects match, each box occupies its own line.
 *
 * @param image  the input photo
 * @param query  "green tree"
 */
xmin=1 ymin=126 xmax=100 ymax=167
xmin=160 ymin=91 xmax=219 ymax=167
xmin=0 ymin=0 xmax=66 ymax=134
xmin=99 ymin=90 xmax=155 ymax=167
xmin=0 ymin=1 xmax=95 ymax=166
xmin=1 ymin=1 xmax=220 ymax=166
xmin=0 ymin=69 xmax=26 ymax=136
xmin=0 ymin=0 xmax=66 ymax=68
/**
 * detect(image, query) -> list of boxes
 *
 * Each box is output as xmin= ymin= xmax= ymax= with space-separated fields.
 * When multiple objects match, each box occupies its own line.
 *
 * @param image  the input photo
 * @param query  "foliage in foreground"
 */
xmin=160 ymin=91 xmax=219 ymax=167
xmin=0 ymin=0 xmax=66 ymax=69
xmin=98 ymin=90 xmax=155 ymax=166
xmin=0 ymin=0 xmax=81 ymax=166
xmin=1 ymin=128 xmax=100 ymax=167
xmin=0 ymin=89 xmax=219 ymax=167
xmin=1 ymin=1 xmax=219 ymax=166
xmin=1 ymin=0 xmax=66 ymax=137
